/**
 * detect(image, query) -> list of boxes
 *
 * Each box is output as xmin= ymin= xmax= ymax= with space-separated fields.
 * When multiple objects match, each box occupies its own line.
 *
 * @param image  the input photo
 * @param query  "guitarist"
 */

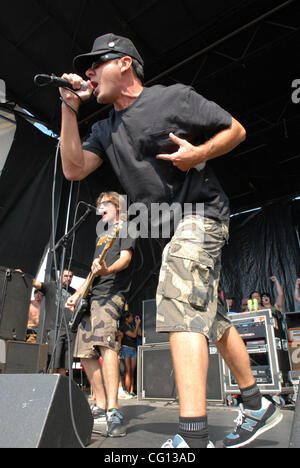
xmin=66 ymin=191 xmax=135 ymax=438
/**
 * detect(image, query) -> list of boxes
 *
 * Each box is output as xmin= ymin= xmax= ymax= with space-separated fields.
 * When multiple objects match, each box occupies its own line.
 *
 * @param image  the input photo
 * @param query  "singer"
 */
xmin=59 ymin=33 xmax=282 ymax=448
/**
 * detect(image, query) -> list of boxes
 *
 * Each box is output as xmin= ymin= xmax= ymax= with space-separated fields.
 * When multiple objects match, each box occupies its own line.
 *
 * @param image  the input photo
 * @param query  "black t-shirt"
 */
xmin=40 ymin=281 xmax=75 ymax=331
xmin=119 ymin=322 xmax=137 ymax=348
xmin=91 ymin=222 xmax=135 ymax=300
xmin=82 ymin=84 xmax=232 ymax=225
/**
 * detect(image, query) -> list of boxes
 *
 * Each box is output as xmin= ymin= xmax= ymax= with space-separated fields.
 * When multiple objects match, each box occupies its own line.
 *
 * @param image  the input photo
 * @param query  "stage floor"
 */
xmin=87 ymin=397 xmax=295 ymax=449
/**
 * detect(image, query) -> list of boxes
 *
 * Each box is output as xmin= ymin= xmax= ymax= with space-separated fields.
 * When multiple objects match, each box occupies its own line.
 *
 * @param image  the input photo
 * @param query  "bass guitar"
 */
xmin=69 ymin=223 xmax=121 ymax=333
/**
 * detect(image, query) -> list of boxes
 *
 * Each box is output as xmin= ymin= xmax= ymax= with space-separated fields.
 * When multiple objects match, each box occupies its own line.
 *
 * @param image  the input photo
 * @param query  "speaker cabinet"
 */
xmin=142 ymin=298 xmax=169 ymax=345
xmin=0 ymin=374 xmax=93 ymax=447
xmin=0 ymin=340 xmax=48 ymax=374
xmin=0 ymin=267 xmax=33 ymax=341
xmin=137 ymin=343 xmax=224 ymax=402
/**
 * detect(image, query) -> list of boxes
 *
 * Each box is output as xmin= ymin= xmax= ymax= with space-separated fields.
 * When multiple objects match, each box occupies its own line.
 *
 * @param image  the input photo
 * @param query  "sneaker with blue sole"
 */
xmin=161 ymin=434 xmax=215 ymax=448
xmin=224 ymin=396 xmax=283 ymax=448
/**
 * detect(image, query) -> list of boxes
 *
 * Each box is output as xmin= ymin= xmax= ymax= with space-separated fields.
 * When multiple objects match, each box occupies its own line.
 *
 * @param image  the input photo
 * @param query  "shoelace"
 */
xmin=161 ymin=439 xmax=173 ymax=448
xmin=92 ymin=406 xmax=106 ymax=417
xmin=107 ymin=411 xmax=123 ymax=423
xmin=233 ymin=405 xmax=245 ymax=430
xmin=162 ymin=438 xmax=214 ymax=448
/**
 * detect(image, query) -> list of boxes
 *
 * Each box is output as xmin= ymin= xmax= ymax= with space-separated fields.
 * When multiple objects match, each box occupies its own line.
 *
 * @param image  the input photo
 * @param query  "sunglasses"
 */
xmin=99 ymin=200 xmax=114 ymax=206
xmin=91 ymin=53 xmax=123 ymax=69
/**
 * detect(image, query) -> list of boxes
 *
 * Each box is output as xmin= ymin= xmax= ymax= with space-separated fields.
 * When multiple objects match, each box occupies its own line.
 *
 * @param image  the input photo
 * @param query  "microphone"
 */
xmin=80 ymin=201 xmax=103 ymax=216
xmin=34 ymin=74 xmax=87 ymax=90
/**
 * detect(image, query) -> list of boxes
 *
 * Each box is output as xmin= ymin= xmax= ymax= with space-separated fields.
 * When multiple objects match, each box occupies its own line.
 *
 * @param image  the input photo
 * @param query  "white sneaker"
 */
xmin=162 ymin=434 xmax=214 ymax=448
xmin=118 ymin=388 xmax=134 ymax=399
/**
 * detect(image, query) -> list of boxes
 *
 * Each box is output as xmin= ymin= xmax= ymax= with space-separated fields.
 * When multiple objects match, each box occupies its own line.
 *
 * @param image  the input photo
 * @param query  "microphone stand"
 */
xmin=50 ymin=201 xmax=94 ymax=374
xmin=53 ymin=206 xmax=94 ymax=251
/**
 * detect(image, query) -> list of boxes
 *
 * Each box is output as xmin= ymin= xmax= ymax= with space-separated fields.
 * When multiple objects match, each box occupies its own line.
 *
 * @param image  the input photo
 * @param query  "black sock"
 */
xmin=178 ymin=415 xmax=209 ymax=448
xmin=240 ymin=383 xmax=262 ymax=410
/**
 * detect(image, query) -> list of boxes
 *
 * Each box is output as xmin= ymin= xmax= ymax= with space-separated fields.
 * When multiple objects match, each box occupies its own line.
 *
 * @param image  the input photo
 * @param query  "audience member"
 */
xmin=249 ymin=291 xmax=262 ymax=310
xmin=240 ymin=298 xmax=249 ymax=313
xmin=225 ymin=296 xmax=238 ymax=314
xmin=119 ymin=309 xmax=141 ymax=396
xmin=261 ymin=276 xmax=284 ymax=313
xmin=117 ymin=329 xmax=134 ymax=400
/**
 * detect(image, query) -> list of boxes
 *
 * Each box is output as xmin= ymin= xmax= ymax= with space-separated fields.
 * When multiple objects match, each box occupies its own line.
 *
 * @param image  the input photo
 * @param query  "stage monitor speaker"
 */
xmin=0 ymin=374 xmax=93 ymax=448
xmin=0 ymin=267 xmax=33 ymax=341
xmin=0 ymin=340 xmax=48 ymax=374
xmin=138 ymin=343 xmax=224 ymax=402
xmin=142 ymin=298 xmax=169 ymax=344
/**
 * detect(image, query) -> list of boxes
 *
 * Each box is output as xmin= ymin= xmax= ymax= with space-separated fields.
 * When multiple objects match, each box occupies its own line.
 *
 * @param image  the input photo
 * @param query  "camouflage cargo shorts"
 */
xmin=73 ymin=294 xmax=124 ymax=359
xmin=156 ymin=215 xmax=232 ymax=343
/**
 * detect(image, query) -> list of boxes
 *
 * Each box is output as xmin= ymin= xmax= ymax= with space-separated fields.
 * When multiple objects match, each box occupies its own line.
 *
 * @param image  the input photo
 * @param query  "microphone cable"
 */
xmin=35 ymin=73 xmax=85 ymax=117
xmin=59 ymin=89 xmax=84 ymax=117
xmin=49 ymin=140 xmax=87 ymax=448
xmin=64 ymin=196 xmax=99 ymax=449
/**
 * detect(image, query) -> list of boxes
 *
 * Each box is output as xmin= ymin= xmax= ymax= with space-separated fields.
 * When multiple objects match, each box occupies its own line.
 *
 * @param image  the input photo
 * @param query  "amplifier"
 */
xmin=0 ymin=267 xmax=33 ymax=341
xmin=252 ymin=365 xmax=273 ymax=384
xmin=137 ymin=343 xmax=224 ymax=402
xmin=288 ymin=328 xmax=300 ymax=342
xmin=223 ymin=310 xmax=284 ymax=394
xmin=234 ymin=317 xmax=267 ymax=344
xmin=229 ymin=365 xmax=272 ymax=385
xmin=245 ymin=341 xmax=268 ymax=353
xmin=0 ymin=339 xmax=48 ymax=374
xmin=289 ymin=342 xmax=300 ymax=371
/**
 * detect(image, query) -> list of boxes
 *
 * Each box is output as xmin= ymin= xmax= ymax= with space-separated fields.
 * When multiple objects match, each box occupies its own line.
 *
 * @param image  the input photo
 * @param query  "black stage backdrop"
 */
xmin=220 ymin=199 xmax=300 ymax=313
xmin=0 ymin=115 xmax=124 ymax=279
xmin=0 ymin=116 xmax=57 ymax=276
xmin=0 ymin=116 xmax=299 ymax=311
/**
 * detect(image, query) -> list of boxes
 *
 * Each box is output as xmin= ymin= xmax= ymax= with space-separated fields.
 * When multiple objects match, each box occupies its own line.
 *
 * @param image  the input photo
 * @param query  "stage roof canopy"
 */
xmin=1 ymin=0 xmax=299 ymax=214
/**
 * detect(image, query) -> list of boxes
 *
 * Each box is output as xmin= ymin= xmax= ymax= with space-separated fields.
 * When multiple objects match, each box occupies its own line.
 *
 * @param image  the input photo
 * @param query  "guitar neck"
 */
xmin=81 ymin=271 xmax=96 ymax=299
xmin=80 ymin=223 xmax=120 ymax=299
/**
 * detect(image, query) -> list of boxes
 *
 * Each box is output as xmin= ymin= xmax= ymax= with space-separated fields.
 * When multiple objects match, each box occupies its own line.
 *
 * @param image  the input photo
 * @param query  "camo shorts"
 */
xmin=156 ymin=215 xmax=232 ymax=343
xmin=73 ymin=294 xmax=124 ymax=358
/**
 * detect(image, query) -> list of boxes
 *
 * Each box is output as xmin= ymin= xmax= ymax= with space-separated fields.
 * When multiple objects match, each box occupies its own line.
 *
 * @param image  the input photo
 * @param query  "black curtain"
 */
xmin=0 ymin=113 xmax=125 ymax=280
xmin=220 ymin=199 xmax=300 ymax=312
xmin=0 ymin=116 xmax=57 ymax=276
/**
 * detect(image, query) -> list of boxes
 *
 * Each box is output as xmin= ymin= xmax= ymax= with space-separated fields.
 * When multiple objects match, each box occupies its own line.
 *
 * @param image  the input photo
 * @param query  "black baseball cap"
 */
xmin=73 ymin=33 xmax=144 ymax=76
